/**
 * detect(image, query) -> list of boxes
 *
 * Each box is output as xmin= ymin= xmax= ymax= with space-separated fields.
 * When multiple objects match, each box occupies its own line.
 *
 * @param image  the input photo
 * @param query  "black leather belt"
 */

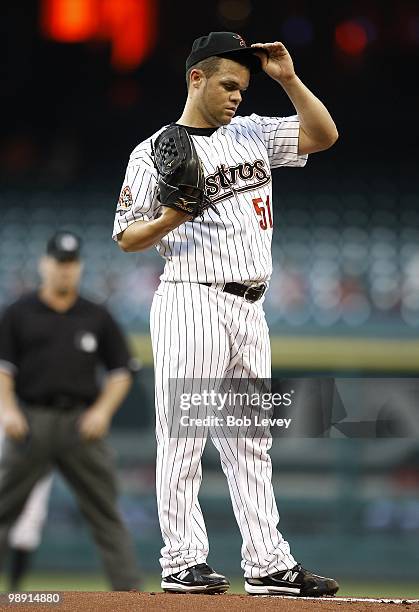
xmin=201 ymin=282 xmax=267 ymax=303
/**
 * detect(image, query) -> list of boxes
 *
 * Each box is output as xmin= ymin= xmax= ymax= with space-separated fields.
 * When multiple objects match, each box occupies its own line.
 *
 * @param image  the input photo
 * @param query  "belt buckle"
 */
xmin=244 ymin=283 xmax=266 ymax=302
xmin=243 ymin=286 xmax=254 ymax=302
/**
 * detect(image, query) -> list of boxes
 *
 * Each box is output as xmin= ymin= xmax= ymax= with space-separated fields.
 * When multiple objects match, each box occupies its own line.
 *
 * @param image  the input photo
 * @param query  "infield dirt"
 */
xmin=18 ymin=592 xmax=419 ymax=612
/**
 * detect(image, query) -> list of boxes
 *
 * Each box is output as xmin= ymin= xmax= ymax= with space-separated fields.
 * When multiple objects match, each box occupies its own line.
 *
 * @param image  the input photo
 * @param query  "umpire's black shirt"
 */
xmin=0 ymin=292 xmax=132 ymax=407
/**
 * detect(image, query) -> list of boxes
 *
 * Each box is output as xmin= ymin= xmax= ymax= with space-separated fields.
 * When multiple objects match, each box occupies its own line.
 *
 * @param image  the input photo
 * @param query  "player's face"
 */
xmin=199 ymin=59 xmax=250 ymax=127
xmin=39 ymin=256 xmax=83 ymax=295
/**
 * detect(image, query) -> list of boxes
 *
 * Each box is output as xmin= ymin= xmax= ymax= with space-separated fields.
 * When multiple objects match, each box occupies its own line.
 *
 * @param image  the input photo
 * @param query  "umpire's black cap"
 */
xmin=186 ymin=32 xmax=264 ymax=74
xmin=46 ymin=231 xmax=82 ymax=262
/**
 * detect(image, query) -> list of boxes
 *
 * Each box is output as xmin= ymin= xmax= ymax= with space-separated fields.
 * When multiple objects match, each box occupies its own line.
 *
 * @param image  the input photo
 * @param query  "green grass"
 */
xmin=1 ymin=574 xmax=419 ymax=599
xmin=338 ymin=583 xmax=419 ymax=599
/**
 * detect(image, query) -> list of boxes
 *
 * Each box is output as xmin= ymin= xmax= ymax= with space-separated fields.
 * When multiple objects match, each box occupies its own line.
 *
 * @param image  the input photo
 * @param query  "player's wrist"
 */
xmin=158 ymin=207 xmax=192 ymax=229
xmin=275 ymin=73 xmax=300 ymax=89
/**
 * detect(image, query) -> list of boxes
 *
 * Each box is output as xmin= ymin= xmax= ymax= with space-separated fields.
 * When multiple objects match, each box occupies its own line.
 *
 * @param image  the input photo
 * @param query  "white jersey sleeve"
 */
xmin=247 ymin=113 xmax=308 ymax=169
xmin=112 ymin=142 xmax=159 ymax=241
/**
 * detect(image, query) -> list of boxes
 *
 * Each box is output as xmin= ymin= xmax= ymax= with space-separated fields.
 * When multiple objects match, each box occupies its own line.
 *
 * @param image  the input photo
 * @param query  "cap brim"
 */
xmin=218 ymin=48 xmax=266 ymax=74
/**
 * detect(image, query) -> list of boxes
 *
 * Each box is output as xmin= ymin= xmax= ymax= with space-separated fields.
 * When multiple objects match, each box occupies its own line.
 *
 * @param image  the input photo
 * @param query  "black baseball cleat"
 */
xmin=245 ymin=564 xmax=339 ymax=597
xmin=161 ymin=563 xmax=230 ymax=593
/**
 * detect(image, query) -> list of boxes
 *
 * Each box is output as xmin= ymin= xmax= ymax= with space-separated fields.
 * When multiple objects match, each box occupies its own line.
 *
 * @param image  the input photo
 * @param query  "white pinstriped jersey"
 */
xmin=113 ymin=114 xmax=307 ymax=284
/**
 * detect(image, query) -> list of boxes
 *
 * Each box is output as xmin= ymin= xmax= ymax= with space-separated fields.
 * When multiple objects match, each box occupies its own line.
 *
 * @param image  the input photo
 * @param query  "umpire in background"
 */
xmin=0 ymin=231 xmax=139 ymax=590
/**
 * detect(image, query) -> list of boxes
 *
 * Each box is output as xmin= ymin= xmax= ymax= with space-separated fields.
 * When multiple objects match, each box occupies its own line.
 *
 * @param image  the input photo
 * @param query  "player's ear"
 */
xmin=190 ymin=69 xmax=205 ymax=90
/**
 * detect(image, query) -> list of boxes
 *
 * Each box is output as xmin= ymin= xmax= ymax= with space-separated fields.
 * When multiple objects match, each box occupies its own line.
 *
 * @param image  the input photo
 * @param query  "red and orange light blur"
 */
xmin=335 ymin=20 xmax=368 ymax=55
xmin=40 ymin=0 xmax=157 ymax=71
xmin=102 ymin=0 xmax=157 ymax=71
xmin=41 ymin=0 xmax=98 ymax=42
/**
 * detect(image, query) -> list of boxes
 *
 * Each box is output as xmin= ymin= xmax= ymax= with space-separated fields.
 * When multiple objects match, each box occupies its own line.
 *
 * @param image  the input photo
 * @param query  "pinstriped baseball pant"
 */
xmin=150 ymin=281 xmax=296 ymax=578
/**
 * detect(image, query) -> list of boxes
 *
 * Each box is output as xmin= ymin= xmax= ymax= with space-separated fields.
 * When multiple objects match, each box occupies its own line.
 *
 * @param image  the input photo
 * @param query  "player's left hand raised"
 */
xmin=251 ymin=41 xmax=296 ymax=83
xmin=78 ymin=407 xmax=111 ymax=440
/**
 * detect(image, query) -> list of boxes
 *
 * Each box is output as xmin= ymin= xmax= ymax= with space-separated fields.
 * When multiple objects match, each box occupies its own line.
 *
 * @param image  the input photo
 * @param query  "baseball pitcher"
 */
xmin=114 ymin=32 xmax=339 ymax=597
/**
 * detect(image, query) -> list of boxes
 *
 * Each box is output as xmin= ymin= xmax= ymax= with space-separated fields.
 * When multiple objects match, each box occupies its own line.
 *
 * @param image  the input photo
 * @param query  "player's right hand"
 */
xmin=1 ymin=407 xmax=29 ymax=440
xmin=251 ymin=41 xmax=296 ymax=84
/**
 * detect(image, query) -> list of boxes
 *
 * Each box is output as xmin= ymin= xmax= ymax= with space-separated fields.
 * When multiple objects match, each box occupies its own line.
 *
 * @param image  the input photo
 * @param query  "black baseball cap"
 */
xmin=46 ymin=231 xmax=81 ymax=262
xmin=186 ymin=32 xmax=264 ymax=74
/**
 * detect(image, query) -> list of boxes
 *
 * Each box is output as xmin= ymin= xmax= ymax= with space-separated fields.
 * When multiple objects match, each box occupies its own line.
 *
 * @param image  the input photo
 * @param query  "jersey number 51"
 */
xmin=252 ymin=196 xmax=273 ymax=230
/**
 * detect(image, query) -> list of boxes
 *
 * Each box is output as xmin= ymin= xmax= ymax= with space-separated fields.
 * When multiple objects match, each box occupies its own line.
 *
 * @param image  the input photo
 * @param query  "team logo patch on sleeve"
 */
xmin=117 ymin=186 xmax=133 ymax=212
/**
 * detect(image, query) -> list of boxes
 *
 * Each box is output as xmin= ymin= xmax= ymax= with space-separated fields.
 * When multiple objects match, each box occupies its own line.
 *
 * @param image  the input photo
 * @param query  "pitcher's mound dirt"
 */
xmin=20 ymin=592 xmax=419 ymax=612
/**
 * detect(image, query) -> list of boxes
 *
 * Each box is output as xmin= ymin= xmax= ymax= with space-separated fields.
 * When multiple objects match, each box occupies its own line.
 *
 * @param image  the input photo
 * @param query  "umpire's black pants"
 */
xmin=0 ymin=405 xmax=139 ymax=590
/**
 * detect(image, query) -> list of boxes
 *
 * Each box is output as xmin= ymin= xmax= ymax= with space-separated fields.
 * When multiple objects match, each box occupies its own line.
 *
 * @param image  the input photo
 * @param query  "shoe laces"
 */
xmin=194 ymin=563 xmax=213 ymax=573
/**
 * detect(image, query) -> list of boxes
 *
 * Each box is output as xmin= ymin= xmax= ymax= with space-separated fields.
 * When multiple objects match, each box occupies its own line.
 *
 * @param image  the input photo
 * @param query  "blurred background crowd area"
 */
xmin=1 ymin=0 xmax=419 ymax=589
xmin=1 ymin=180 xmax=418 ymax=334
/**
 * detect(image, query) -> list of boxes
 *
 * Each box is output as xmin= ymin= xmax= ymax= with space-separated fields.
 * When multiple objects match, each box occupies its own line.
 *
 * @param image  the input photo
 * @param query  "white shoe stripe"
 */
xmin=245 ymin=583 xmax=301 ymax=595
xmin=161 ymin=581 xmax=228 ymax=592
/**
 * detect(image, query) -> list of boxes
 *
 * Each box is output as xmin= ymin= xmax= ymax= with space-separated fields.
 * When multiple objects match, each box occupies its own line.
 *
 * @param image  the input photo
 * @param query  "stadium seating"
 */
xmin=1 ymin=186 xmax=418 ymax=334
